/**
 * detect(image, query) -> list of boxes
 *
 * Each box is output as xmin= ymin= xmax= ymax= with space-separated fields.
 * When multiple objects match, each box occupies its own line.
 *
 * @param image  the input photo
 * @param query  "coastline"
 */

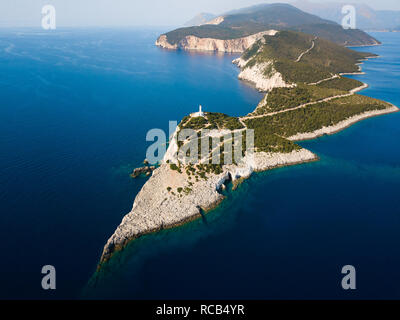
xmin=96 ymin=35 xmax=397 ymax=272
xmin=346 ymin=42 xmax=382 ymax=48
xmin=98 ymin=148 xmax=318 ymax=268
xmin=284 ymin=65 xmax=399 ymax=142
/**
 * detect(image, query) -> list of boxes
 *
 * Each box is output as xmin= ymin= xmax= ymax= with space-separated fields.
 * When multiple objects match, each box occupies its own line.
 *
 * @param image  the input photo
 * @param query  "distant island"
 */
xmin=156 ymin=3 xmax=380 ymax=53
xmin=96 ymin=18 xmax=398 ymax=270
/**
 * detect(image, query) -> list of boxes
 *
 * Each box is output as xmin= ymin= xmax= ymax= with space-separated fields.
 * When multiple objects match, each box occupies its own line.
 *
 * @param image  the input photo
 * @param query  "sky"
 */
xmin=0 ymin=0 xmax=399 ymax=27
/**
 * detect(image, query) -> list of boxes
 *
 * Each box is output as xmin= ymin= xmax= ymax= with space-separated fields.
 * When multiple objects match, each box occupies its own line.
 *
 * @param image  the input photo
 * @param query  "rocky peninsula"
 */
xmin=99 ymin=149 xmax=316 ymax=266
xmin=97 ymin=29 xmax=398 ymax=270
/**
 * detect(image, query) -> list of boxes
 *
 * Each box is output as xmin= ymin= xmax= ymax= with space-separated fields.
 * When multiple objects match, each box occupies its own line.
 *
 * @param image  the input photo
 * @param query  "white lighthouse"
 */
xmin=191 ymin=105 xmax=205 ymax=118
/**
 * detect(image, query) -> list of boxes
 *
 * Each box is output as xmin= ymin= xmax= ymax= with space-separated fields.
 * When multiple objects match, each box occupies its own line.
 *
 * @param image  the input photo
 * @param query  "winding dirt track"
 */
xmin=240 ymin=83 xmax=368 ymax=123
xmin=295 ymin=37 xmax=317 ymax=62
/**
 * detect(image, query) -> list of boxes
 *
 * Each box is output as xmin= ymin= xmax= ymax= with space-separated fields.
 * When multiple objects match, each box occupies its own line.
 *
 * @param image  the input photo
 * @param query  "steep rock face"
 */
xmin=236 ymin=61 xmax=293 ymax=92
xmin=98 ymin=148 xmax=316 ymax=266
xmin=99 ymin=163 xmax=228 ymax=266
xmin=155 ymin=30 xmax=278 ymax=53
xmin=231 ymin=32 xmax=294 ymax=92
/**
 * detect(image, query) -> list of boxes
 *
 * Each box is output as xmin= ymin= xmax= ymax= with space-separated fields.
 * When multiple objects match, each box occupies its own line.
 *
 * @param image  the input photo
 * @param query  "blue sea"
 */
xmin=0 ymin=29 xmax=399 ymax=299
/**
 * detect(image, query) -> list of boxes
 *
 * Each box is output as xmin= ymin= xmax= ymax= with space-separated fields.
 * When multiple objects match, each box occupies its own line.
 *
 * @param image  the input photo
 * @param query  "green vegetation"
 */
xmin=257 ymin=87 xmax=311 ymax=114
xmin=194 ymin=163 xmax=224 ymax=177
xmin=253 ymin=132 xmax=301 ymax=153
xmin=170 ymin=163 xmax=182 ymax=173
xmin=246 ymin=94 xmax=390 ymax=139
xmin=253 ymin=83 xmax=347 ymax=115
xmin=246 ymin=32 xmax=314 ymax=65
xmin=206 ymin=113 xmax=244 ymax=130
xmin=164 ymin=25 xmax=254 ymax=45
xmin=180 ymin=113 xmax=244 ymax=131
xmin=164 ymin=16 xmax=390 ymax=175
xmin=294 ymin=23 xmax=380 ymax=47
xmin=181 ymin=116 xmax=208 ymax=130
xmin=317 ymin=77 xmax=363 ymax=91
xmin=175 ymin=88 xmax=391 ymax=161
xmin=242 ymin=40 xmax=262 ymax=61
xmin=274 ymin=60 xmax=330 ymax=84
xmin=242 ymin=31 xmax=371 ymax=84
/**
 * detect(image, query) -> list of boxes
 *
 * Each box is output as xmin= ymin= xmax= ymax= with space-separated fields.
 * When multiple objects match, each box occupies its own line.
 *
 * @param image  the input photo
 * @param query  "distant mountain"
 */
xmin=184 ymin=13 xmax=216 ymax=27
xmin=219 ymin=3 xmax=337 ymax=28
xmin=157 ymin=3 xmax=379 ymax=50
xmin=293 ymin=0 xmax=400 ymax=31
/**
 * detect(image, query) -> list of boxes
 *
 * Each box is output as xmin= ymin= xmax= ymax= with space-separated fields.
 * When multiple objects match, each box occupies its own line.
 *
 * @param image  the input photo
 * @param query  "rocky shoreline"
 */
xmin=236 ymin=61 xmax=292 ymax=92
xmin=98 ymin=148 xmax=317 ymax=268
xmin=130 ymin=165 xmax=156 ymax=178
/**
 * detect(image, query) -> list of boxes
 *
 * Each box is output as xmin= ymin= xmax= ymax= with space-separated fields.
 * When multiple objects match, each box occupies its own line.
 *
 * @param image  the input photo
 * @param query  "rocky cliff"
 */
xmin=232 ymin=36 xmax=294 ymax=92
xmin=155 ymin=30 xmax=278 ymax=53
xmin=235 ymin=60 xmax=293 ymax=92
xmin=98 ymin=148 xmax=316 ymax=267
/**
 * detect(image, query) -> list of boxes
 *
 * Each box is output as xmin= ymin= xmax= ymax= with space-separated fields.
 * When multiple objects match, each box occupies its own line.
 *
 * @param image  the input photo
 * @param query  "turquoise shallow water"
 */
xmin=0 ymin=29 xmax=399 ymax=299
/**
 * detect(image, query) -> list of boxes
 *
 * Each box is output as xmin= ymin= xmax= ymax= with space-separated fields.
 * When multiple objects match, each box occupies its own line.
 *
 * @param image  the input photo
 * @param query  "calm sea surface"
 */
xmin=0 ymin=29 xmax=399 ymax=299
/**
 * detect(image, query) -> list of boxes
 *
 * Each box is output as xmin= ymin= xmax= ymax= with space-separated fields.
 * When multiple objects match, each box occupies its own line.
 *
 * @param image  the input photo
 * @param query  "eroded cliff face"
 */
xmin=98 ymin=117 xmax=316 ymax=267
xmin=233 ymin=49 xmax=294 ymax=92
xmin=155 ymin=30 xmax=278 ymax=53
xmin=236 ymin=61 xmax=293 ymax=92
xmin=155 ymin=35 xmax=178 ymax=50
xmin=98 ymin=148 xmax=316 ymax=267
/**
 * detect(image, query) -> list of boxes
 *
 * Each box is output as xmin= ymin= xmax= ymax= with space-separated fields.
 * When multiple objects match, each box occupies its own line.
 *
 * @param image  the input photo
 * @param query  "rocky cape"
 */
xmin=233 ymin=58 xmax=293 ymax=92
xmin=99 ymin=149 xmax=317 ymax=267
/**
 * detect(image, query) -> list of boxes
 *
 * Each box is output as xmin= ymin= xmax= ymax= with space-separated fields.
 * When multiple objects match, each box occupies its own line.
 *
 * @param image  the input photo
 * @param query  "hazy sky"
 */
xmin=0 ymin=0 xmax=399 ymax=27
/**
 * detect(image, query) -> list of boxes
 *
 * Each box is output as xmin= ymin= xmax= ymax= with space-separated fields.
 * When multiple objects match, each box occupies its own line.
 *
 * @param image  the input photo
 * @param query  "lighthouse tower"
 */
xmin=198 ymin=105 xmax=204 ymax=117
xmin=191 ymin=105 xmax=205 ymax=118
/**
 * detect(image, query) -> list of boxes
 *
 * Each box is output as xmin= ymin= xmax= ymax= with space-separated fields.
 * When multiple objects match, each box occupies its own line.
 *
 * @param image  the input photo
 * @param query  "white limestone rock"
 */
xmin=237 ymin=61 xmax=294 ymax=92
xmin=155 ymin=30 xmax=278 ymax=53
xmin=99 ymin=147 xmax=317 ymax=266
